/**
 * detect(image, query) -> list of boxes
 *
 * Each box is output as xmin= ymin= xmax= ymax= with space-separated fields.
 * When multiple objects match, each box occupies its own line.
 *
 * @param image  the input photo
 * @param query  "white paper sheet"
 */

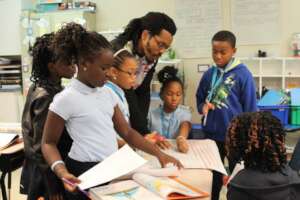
xmin=90 ymin=180 xmax=163 ymax=200
xmin=174 ymin=0 xmax=222 ymax=58
xmin=227 ymin=161 xmax=244 ymax=184
xmin=78 ymin=145 xmax=147 ymax=190
xmin=231 ymin=0 xmax=280 ymax=45
xmin=140 ymin=139 xmax=227 ymax=175
xmin=0 ymin=133 xmax=18 ymax=150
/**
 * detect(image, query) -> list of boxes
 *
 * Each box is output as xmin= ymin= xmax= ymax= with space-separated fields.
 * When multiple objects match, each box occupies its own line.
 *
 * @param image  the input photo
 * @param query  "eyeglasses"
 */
xmin=152 ymin=35 xmax=170 ymax=51
xmin=117 ymin=68 xmax=138 ymax=77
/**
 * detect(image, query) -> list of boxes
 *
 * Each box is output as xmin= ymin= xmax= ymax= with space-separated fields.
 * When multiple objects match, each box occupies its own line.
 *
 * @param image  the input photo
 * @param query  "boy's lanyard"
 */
xmin=207 ymin=68 xmax=224 ymax=102
xmin=207 ymin=58 xmax=234 ymax=102
xmin=160 ymin=107 xmax=175 ymax=138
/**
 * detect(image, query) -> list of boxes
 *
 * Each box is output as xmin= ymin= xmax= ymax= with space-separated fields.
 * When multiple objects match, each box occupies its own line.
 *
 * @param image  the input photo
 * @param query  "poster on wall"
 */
xmin=231 ymin=0 xmax=280 ymax=45
xmin=174 ymin=0 xmax=222 ymax=58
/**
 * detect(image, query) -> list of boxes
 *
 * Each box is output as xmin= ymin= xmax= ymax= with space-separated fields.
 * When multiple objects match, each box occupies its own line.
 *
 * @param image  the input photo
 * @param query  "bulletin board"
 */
xmin=231 ymin=0 xmax=280 ymax=45
xmin=173 ymin=0 xmax=281 ymax=58
xmin=174 ymin=0 xmax=222 ymax=58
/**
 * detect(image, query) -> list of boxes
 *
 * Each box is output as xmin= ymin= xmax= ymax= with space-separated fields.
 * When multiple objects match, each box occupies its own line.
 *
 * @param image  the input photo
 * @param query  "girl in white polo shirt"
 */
xmin=41 ymin=23 xmax=182 ymax=200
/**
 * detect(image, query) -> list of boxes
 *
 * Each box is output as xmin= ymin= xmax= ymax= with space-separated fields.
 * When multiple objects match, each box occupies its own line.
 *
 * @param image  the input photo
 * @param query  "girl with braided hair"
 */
xmin=147 ymin=66 xmax=191 ymax=153
xmin=226 ymin=111 xmax=300 ymax=200
xmin=105 ymin=48 xmax=138 ymax=147
xmin=21 ymin=32 xmax=75 ymax=200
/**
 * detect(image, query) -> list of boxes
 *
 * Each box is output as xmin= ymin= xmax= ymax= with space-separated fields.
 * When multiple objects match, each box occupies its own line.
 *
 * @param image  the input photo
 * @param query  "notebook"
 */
xmin=0 ymin=133 xmax=19 ymax=150
xmin=90 ymin=173 xmax=209 ymax=200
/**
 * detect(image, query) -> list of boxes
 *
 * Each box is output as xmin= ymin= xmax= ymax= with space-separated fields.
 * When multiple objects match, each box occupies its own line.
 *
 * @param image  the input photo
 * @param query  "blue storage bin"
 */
xmin=190 ymin=124 xmax=204 ymax=139
xmin=258 ymin=105 xmax=289 ymax=125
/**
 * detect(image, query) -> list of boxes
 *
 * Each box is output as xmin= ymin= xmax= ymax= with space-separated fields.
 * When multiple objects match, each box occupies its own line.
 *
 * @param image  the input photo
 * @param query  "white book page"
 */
xmin=0 ymin=133 xmax=18 ymax=150
xmin=133 ymin=173 xmax=201 ymax=199
xmin=139 ymin=139 xmax=227 ymax=175
xmin=89 ymin=180 xmax=163 ymax=200
xmin=133 ymin=164 xmax=180 ymax=177
xmin=78 ymin=145 xmax=147 ymax=190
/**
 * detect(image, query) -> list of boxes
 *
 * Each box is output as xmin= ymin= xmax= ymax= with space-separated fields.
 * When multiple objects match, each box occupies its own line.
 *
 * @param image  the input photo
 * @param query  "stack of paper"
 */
xmin=139 ymin=139 xmax=227 ymax=175
xmin=78 ymin=145 xmax=147 ymax=190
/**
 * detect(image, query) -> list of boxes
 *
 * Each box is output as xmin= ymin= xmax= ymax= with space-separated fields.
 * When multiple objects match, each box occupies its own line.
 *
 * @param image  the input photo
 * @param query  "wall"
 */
xmin=92 ymin=0 xmax=300 ymax=123
xmin=0 ymin=0 xmax=21 ymax=56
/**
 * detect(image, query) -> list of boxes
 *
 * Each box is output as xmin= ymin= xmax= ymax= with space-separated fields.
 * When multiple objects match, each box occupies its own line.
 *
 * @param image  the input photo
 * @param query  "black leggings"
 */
xmin=65 ymin=156 xmax=98 ymax=200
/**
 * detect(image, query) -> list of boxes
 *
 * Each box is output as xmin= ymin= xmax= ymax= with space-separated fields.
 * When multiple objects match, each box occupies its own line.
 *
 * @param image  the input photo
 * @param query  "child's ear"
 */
xmin=79 ymin=60 xmax=89 ymax=72
xmin=106 ymin=67 xmax=118 ymax=79
xmin=233 ymin=48 xmax=237 ymax=54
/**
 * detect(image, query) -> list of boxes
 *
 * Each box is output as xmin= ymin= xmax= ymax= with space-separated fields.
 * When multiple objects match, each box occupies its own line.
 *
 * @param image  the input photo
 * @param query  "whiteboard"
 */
xmin=0 ymin=0 xmax=21 ymax=55
xmin=231 ymin=0 xmax=280 ymax=45
xmin=174 ymin=0 xmax=222 ymax=58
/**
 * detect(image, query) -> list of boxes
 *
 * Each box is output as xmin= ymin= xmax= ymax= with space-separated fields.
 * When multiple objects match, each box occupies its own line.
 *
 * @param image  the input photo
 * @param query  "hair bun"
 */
xmin=157 ymin=65 xmax=178 ymax=84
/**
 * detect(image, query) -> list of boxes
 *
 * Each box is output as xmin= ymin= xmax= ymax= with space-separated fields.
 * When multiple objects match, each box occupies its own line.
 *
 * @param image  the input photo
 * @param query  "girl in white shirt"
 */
xmin=41 ymin=23 xmax=182 ymax=200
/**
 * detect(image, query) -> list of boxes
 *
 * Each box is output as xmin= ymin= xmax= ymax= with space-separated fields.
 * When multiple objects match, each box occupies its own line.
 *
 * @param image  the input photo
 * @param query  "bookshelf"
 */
xmin=240 ymin=57 xmax=300 ymax=97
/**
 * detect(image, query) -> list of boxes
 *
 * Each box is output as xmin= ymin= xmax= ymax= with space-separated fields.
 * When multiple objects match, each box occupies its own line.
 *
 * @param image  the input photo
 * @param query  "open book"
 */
xmin=90 ymin=173 xmax=209 ymax=200
xmin=0 ymin=133 xmax=19 ymax=150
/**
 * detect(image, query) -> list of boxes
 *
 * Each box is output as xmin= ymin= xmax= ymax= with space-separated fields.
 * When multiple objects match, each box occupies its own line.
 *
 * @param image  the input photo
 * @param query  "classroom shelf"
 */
xmin=240 ymin=57 xmax=300 ymax=96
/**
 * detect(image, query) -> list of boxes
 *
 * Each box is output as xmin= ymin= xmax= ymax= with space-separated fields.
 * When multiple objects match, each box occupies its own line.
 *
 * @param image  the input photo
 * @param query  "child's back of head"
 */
xmin=226 ymin=111 xmax=287 ymax=172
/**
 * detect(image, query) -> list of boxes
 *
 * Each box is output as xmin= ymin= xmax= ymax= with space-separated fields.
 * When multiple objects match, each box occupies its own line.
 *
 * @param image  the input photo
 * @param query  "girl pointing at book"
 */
xmin=41 ymin=23 xmax=182 ymax=200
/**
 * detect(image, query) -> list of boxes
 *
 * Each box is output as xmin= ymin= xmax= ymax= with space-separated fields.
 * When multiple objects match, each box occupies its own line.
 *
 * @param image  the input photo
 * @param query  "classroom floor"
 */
xmin=2 ymin=130 xmax=300 ymax=200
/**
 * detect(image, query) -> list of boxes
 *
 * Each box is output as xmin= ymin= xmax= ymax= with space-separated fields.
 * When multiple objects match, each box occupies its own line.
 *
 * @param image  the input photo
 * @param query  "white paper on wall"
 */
xmin=174 ymin=0 xmax=222 ymax=58
xmin=231 ymin=0 xmax=280 ymax=45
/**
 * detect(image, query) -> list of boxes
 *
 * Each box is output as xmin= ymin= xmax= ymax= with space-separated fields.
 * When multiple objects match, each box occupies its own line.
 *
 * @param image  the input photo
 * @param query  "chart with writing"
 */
xmin=174 ymin=0 xmax=222 ymax=58
xmin=231 ymin=0 xmax=280 ymax=45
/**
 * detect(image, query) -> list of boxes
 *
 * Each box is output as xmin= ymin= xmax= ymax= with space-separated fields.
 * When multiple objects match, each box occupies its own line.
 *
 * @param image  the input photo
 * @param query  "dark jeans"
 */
xmin=65 ymin=156 xmax=98 ymax=200
xmin=290 ymin=138 xmax=300 ymax=171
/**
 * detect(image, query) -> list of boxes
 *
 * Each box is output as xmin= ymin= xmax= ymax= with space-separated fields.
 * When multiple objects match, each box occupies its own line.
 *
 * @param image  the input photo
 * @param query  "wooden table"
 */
xmin=0 ymin=141 xmax=24 ymax=200
xmin=175 ymin=169 xmax=212 ymax=200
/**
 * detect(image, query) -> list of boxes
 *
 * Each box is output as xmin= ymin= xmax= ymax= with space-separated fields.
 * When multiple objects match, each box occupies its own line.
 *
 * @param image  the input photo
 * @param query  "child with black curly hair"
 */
xmin=21 ymin=33 xmax=75 ymax=200
xmin=226 ymin=111 xmax=300 ymax=200
xmin=147 ymin=66 xmax=191 ymax=153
